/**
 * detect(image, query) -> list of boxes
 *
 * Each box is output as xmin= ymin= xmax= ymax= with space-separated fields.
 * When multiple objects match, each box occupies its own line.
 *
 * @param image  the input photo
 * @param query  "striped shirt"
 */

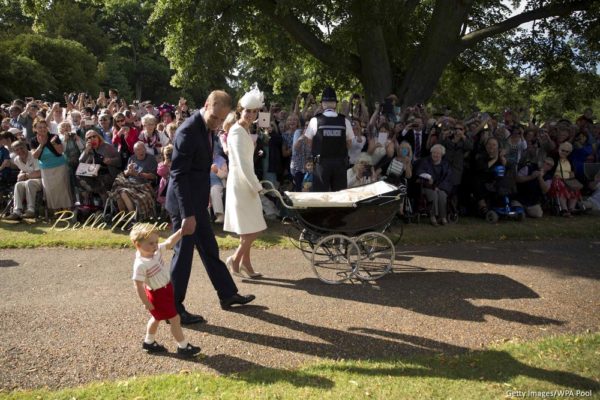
xmin=132 ymin=243 xmax=170 ymax=290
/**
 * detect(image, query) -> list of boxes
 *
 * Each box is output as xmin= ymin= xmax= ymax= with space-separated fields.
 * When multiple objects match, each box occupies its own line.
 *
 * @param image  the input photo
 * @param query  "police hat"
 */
xmin=321 ymin=87 xmax=337 ymax=103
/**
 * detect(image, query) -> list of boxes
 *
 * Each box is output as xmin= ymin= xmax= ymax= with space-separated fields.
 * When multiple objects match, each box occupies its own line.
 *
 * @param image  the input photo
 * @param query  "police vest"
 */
xmin=312 ymin=113 xmax=347 ymax=159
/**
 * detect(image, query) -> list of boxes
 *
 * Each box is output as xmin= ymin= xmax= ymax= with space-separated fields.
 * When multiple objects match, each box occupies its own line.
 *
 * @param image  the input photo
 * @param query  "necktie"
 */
xmin=415 ymin=132 xmax=421 ymax=157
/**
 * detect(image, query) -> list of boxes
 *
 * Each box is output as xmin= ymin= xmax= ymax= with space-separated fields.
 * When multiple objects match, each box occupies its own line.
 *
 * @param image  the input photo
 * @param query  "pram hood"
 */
xmin=284 ymin=181 xmax=399 ymax=208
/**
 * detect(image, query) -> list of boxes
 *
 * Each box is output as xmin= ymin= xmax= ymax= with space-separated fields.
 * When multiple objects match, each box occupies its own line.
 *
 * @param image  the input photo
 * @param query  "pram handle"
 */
xmin=259 ymin=181 xmax=300 ymax=210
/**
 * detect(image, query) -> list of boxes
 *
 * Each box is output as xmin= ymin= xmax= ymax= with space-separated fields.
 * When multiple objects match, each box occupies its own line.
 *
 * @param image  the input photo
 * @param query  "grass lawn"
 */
xmin=2 ymin=332 xmax=598 ymax=400
xmin=0 ymin=213 xmax=599 ymax=250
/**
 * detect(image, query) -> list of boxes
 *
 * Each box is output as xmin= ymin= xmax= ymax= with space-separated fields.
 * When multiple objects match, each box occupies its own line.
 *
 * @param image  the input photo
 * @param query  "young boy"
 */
xmin=130 ymin=224 xmax=201 ymax=357
xmin=302 ymin=160 xmax=314 ymax=192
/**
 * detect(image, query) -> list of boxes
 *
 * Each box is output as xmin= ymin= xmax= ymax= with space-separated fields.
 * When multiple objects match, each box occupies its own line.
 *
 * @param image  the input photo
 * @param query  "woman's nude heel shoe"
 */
xmin=240 ymin=265 xmax=263 ymax=278
xmin=226 ymin=256 xmax=244 ymax=277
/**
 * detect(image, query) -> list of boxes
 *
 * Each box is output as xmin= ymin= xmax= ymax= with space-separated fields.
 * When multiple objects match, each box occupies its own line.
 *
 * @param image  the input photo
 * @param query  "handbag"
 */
xmin=76 ymin=160 xmax=100 ymax=177
xmin=564 ymin=178 xmax=583 ymax=191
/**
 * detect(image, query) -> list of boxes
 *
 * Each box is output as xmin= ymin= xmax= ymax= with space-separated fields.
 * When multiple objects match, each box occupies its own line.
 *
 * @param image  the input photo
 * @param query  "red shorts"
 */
xmin=144 ymin=282 xmax=178 ymax=321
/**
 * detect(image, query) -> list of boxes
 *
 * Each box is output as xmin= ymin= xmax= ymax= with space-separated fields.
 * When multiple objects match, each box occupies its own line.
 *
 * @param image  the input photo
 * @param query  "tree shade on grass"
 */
xmin=2 ymin=332 xmax=598 ymax=400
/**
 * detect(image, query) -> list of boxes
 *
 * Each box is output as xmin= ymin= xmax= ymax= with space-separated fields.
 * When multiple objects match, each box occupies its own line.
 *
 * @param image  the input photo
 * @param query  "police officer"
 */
xmin=304 ymin=87 xmax=354 ymax=191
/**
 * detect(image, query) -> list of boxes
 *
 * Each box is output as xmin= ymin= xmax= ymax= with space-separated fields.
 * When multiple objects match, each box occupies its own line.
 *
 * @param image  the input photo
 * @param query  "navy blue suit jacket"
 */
xmin=166 ymin=111 xmax=212 ymax=218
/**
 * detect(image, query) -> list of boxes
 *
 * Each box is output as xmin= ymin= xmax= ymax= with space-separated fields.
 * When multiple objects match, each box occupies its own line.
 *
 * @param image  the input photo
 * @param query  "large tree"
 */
xmin=151 ymin=0 xmax=598 ymax=107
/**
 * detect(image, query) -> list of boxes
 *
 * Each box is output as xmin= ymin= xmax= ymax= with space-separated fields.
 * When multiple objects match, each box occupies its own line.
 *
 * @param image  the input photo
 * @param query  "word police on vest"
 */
xmin=323 ymin=129 xmax=342 ymax=137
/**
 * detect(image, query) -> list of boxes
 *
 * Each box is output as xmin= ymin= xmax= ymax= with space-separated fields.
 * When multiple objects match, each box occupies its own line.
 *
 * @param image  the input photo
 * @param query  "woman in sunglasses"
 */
xmin=111 ymin=112 xmax=139 ymax=171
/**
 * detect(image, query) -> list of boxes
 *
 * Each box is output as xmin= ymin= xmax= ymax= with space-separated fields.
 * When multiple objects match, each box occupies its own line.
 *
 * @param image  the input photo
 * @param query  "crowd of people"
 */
xmin=1 ymin=87 xmax=599 ymax=227
xmin=2 ymin=87 xmax=599 ymax=356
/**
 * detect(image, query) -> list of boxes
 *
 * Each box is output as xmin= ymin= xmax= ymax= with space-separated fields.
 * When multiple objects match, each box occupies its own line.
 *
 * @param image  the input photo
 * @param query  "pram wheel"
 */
xmin=311 ymin=234 xmax=360 ymax=284
xmin=353 ymin=232 xmax=395 ymax=281
xmin=485 ymin=210 xmax=499 ymax=223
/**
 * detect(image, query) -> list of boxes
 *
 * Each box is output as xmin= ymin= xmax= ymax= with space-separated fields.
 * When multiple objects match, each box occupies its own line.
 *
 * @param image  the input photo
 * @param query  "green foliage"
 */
xmin=0 ymin=34 xmax=99 ymax=101
xmin=1 ymin=0 xmax=598 ymax=114
xmin=0 ymin=0 xmax=33 ymax=34
xmin=34 ymin=0 xmax=111 ymax=58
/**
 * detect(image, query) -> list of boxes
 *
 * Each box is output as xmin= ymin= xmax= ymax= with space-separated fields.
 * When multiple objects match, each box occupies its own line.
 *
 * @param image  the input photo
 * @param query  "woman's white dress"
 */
xmin=223 ymin=123 xmax=267 ymax=234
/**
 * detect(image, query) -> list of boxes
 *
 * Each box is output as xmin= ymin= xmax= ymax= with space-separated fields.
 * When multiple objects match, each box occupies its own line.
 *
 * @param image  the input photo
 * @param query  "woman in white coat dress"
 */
xmin=224 ymin=87 xmax=267 ymax=278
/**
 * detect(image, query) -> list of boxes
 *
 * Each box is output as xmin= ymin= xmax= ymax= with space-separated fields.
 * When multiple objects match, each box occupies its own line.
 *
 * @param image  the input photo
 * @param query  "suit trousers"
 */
xmin=312 ymin=158 xmax=347 ymax=192
xmin=170 ymin=206 xmax=238 ymax=313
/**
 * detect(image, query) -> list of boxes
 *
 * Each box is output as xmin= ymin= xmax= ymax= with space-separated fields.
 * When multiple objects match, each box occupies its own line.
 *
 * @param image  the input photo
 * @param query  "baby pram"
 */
xmin=263 ymin=181 xmax=405 ymax=284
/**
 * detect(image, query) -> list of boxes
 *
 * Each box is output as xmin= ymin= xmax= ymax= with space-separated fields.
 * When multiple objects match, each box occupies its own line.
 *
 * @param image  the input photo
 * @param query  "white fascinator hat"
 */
xmin=239 ymin=83 xmax=264 ymax=110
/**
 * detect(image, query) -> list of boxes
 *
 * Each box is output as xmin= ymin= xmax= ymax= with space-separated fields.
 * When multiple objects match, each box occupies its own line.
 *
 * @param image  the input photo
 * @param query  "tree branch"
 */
xmin=251 ymin=0 xmax=361 ymax=74
xmin=461 ymin=0 xmax=593 ymax=49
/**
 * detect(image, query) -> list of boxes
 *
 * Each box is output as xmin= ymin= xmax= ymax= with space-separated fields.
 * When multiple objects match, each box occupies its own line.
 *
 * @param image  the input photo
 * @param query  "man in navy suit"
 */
xmin=166 ymin=90 xmax=255 ymax=325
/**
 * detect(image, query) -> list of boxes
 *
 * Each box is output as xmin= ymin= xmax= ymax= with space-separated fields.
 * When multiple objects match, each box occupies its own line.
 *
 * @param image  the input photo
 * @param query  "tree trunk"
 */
xmin=355 ymin=26 xmax=392 ymax=106
xmin=398 ymin=44 xmax=459 ymax=107
xmin=397 ymin=0 xmax=472 ymax=107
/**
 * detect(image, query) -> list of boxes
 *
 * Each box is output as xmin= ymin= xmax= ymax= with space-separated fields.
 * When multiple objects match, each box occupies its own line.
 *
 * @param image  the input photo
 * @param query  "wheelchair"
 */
xmin=478 ymin=165 xmax=525 ymax=223
xmin=408 ymin=180 xmax=459 ymax=224
xmin=0 ymin=181 xmax=47 ymax=221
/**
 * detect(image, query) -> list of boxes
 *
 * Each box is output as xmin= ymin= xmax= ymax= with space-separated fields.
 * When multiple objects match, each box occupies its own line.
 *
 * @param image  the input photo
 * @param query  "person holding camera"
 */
xmin=303 ymin=87 xmax=354 ymax=192
xmin=347 ymin=94 xmax=369 ymax=125
xmin=31 ymin=118 xmax=73 ymax=212
xmin=76 ymin=130 xmax=120 ymax=203
xmin=111 ymin=112 xmax=139 ymax=171
xmin=57 ymin=121 xmax=84 ymax=193
xmin=398 ymin=115 xmax=428 ymax=162
xmin=347 ymin=152 xmax=378 ymax=188
xmin=440 ymin=122 xmax=473 ymax=195
xmin=18 ymin=101 xmax=39 ymax=144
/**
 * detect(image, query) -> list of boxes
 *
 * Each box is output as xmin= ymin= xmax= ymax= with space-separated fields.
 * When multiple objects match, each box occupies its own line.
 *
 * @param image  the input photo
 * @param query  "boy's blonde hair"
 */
xmin=129 ymin=223 xmax=158 ymax=244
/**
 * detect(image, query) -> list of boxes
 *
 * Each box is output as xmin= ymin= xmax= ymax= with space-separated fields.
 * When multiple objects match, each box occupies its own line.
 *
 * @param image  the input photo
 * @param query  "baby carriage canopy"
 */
xmin=284 ymin=181 xmax=400 ymax=208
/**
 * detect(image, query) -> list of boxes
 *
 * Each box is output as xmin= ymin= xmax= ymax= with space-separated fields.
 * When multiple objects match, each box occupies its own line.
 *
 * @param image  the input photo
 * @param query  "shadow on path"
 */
xmin=243 ymin=271 xmax=563 ymax=325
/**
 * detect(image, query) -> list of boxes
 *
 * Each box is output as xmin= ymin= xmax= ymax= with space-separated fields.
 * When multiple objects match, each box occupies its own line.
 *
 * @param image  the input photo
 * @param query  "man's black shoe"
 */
xmin=142 ymin=341 xmax=167 ymax=354
xmin=220 ymin=293 xmax=256 ymax=310
xmin=177 ymin=343 xmax=201 ymax=357
xmin=179 ymin=310 xmax=207 ymax=325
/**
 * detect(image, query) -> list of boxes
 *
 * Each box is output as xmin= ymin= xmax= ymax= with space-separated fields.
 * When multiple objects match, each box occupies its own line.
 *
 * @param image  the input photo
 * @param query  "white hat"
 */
xmin=239 ymin=85 xmax=264 ymax=110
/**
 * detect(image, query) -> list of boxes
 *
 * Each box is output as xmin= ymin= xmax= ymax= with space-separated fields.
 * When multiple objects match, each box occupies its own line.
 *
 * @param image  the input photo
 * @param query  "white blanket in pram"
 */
xmin=284 ymin=181 xmax=399 ymax=208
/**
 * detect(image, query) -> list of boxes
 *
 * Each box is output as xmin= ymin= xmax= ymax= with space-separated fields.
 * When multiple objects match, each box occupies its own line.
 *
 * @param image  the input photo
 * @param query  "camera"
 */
xmin=363 ymin=167 xmax=372 ymax=178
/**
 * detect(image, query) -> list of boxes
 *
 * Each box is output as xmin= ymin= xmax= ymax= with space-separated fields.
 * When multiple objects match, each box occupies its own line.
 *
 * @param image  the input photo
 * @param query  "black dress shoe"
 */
xmin=179 ymin=310 xmax=207 ymax=325
xmin=220 ymin=293 xmax=256 ymax=310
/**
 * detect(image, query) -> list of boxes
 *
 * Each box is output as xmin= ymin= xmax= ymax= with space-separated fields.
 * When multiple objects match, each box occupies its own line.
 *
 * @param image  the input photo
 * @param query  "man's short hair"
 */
xmin=206 ymin=90 xmax=232 ymax=109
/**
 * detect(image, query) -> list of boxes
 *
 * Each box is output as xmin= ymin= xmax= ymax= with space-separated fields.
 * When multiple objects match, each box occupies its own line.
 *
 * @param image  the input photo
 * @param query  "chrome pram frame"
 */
xmin=261 ymin=181 xmax=405 ymax=284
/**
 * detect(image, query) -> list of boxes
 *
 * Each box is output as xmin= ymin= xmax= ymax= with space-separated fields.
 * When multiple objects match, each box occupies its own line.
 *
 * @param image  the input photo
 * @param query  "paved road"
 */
xmin=1 ymin=239 xmax=599 ymax=390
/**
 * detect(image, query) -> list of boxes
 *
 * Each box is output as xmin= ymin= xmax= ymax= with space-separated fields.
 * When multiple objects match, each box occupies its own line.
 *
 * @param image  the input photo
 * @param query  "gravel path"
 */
xmin=1 ymin=239 xmax=599 ymax=390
